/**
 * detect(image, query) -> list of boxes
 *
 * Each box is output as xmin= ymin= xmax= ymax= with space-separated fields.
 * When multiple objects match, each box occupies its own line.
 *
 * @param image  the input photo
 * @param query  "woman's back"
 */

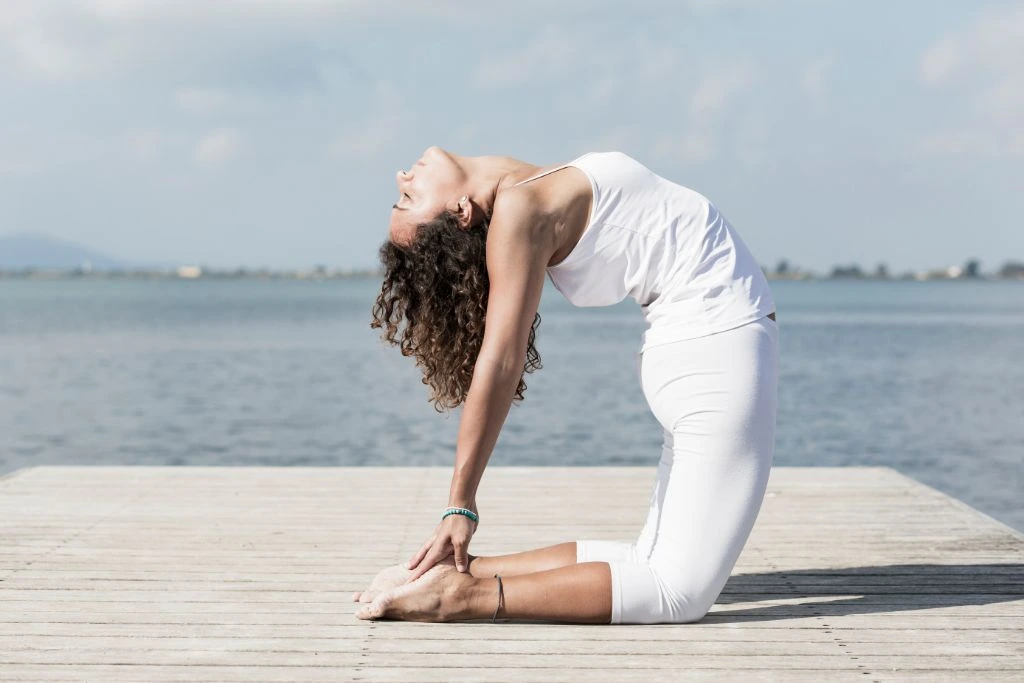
xmin=520 ymin=151 xmax=775 ymax=354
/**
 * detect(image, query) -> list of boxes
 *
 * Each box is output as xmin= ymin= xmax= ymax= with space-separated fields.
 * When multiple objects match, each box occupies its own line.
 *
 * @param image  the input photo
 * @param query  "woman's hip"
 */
xmin=638 ymin=316 xmax=779 ymax=437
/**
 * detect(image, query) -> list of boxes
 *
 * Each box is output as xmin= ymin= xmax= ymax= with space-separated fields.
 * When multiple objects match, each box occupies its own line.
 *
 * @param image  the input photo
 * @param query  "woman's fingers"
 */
xmin=406 ymin=536 xmax=434 ymax=570
xmin=451 ymin=537 xmax=469 ymax=572
xmin=406 ymin=549 xmax=435 ymax=582
xmin=407 ymin=542 xmax=451 ymax=583
xmin=405 ymin=537 xmax=438 ymax=581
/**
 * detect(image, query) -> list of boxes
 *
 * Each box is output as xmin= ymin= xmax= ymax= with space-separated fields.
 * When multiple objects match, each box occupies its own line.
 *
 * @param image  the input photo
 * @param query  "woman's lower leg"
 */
xmin=465 ymin=541 xmax=578 ymax=578
xmin=461 ymin=560 xmax=613 ymax=623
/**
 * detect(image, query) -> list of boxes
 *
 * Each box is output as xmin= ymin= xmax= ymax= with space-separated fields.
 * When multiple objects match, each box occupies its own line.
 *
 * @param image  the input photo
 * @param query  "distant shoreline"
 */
xmin=0 ymin=269 xmax=383 ymax=281
xmin=1 ymin=270 xmax=1022 ymax=282
xmin=3 ymin=231 xmax=1022 ymax=282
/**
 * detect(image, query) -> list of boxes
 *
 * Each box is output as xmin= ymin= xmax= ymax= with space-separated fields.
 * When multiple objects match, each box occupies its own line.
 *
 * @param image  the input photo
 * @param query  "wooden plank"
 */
xmin=1 ymin=623 xmax=1021 ymax=643
xmin=4 ymin=649 xmax=1024 ymax=669
xmin=1 ymin=635 xmax=1021 ymax=656
xmin=0 ymin=664 xmax=877 ymax=683
xmin=0 ymin=465 xmax=1021 ymax=682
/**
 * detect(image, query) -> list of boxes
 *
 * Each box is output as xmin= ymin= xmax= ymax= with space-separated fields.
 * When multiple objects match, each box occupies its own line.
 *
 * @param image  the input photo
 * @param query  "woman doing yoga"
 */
xmin=356 ymin=146 xmax=779 ymax=624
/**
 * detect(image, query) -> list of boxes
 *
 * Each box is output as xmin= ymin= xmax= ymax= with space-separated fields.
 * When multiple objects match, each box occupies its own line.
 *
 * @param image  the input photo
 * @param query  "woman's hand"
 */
xmin=405 ymin=510 xmax=477 ymax=582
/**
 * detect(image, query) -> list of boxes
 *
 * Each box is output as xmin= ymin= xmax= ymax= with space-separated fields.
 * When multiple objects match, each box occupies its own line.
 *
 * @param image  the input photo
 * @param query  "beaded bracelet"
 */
xmin=442 ymin=506 xmax=479 ymax=524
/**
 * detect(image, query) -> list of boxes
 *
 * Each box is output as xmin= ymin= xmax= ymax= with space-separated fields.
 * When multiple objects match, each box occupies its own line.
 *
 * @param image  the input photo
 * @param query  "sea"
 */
xmin=1 ymin=277 xmax=1021 ymax=532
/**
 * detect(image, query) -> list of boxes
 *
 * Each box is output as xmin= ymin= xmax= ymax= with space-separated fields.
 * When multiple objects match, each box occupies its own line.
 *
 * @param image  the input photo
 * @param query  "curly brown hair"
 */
xmin=370 ymin=210 xmax=543 ymax=413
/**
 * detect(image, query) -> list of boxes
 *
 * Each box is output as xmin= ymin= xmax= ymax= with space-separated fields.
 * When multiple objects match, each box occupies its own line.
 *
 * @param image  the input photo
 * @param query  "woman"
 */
xmin=356 ymin=146 xmax=779 ymax=624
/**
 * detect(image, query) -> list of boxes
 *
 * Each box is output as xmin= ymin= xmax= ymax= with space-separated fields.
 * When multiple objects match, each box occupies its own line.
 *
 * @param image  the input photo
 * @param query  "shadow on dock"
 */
xmin=711 ymin=563 xmax=1024 ymax=622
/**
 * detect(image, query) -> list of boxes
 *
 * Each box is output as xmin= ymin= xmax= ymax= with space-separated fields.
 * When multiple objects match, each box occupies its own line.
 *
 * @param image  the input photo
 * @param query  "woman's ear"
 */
xmin=454 ymin=195 xmax=474 ymax=229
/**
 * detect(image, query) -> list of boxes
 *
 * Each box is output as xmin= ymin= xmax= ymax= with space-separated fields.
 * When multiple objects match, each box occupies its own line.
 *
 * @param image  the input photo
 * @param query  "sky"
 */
xmin=1 ymin=0 xmax=1022 ymax=273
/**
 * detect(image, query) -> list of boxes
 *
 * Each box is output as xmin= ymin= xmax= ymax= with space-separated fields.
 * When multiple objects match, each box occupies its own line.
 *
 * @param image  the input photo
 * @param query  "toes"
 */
xmin=359 ymin=590 xmax=376 ymax=603
xmin=352 ymin=591 xmax=361 ymax=602
xmin=356 ymin=594 xmax=390 ymax=620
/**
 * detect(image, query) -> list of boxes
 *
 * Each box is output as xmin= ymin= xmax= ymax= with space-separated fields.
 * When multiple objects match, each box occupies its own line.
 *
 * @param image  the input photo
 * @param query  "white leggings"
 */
xmin=576 ymin=315 xmax=779 ymax=624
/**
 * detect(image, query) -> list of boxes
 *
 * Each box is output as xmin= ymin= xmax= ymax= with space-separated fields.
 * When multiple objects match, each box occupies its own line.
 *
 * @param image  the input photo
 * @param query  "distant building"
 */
xmin=829 ymin=264 xmax=865 ymax=279
xmin=177 ymin=265 xmax=202 ymax=279
xmin=915 ymin=266 xmax=961 ymax=280
xmin=766 ymin=258 xmax=814 ymax=280
xmin=999 ymin=261 xmax=1024 ymax=279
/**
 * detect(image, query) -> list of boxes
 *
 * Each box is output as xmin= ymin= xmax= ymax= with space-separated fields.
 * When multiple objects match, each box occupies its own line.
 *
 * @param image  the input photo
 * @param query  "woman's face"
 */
xmin=389 ymin=146 xmax=468 ymax=246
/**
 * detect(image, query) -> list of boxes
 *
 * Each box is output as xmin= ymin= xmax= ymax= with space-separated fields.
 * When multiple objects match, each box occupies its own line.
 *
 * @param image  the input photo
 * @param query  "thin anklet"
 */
xmin=491 ymin=574 xmax=505 ymax=623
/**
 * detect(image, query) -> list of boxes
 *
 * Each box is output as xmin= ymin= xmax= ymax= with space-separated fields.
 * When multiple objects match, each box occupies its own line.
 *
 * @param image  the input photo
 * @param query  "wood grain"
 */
xmin=0 ymin=465 xmax=1021 ymax=682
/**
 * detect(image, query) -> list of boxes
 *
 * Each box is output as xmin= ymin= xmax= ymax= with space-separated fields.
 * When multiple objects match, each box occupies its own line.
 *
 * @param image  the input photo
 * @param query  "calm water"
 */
xmin=1 ymin=278 xmax=1021 ymax=531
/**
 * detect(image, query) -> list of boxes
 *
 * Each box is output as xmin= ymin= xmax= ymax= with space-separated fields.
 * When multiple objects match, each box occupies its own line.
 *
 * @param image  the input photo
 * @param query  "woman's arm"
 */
xmin=405 ymin=192 xmax=554 ymax=581
xmin=447 ymin=192 xmax=552 ymax=509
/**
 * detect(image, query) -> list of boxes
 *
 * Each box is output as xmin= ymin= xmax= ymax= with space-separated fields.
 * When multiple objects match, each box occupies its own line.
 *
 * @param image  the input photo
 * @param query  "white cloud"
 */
xmin=915 ymin=129 xmax=1024 ymax=159
xmin=651 ymin=132 xmax=716 ymax=164
xmin=2 ymin=2 xmax=732 ymax=85
xmin=919 ymin=5 xmax=1024 ymax=86
xmin=9 ymin=28 xmax=81 ymax=79
xmin=689 ymin=62 xmax=754 ymax=119
xmin=472 ymin=23 xmax=697 ymax=120
xmin=0 ymin=1 xmax=382 ymax=84
xmin=1 ymin=125 xmax=182 ymax=175
xmin=630 ymin=41 xmax=684 ymax=85
xmin=124 ymin=128 xmax=169 ymax=162
xmin=0 ymin=0 xmax=776 ymax=76
xmin=583 ymin=127 xmax=637 ymax=153
xmin=174 ymin=87 xmax=231 ymax=114
xmin=917 ymin=5 xmax=1024 ymax=158
xmin=194 ymin=128 xmax=242 ymax=167
xmin=327 ymin=78 xmax=415 ymax=160
xmin=920 ymin=38 xmax=959 ymax=86
xmin=801 ymin=55 xmax=834 ymax=99
xmin=328 ymin=112 xmax=414 ymax=161
xmin=585 ymin=76 xmax=619 ymax=107
xmin=473 ymin=24 xmax=582 ymax=87
xmin=975 ymin=79 xmax=1024 ymax=127
xmin=648 ymin=60 xmax=756 ymax=165
xmin=0 ymin=127 xmax=110 ymax=175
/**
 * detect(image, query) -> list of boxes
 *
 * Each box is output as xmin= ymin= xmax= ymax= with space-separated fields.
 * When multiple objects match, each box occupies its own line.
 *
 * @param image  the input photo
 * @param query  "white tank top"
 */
xmin=513 ymin=151 xmax=775 ymax=354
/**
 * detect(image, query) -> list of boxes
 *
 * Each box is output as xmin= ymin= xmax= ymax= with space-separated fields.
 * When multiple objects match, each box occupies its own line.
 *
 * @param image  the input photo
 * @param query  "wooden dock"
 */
xmin=1 ymin=465 xmax=1021 ymax=681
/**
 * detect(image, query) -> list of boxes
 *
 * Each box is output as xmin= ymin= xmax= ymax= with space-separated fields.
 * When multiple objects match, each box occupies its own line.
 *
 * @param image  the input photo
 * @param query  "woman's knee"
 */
xmin=614 ymin=561 xmax=722 ymax=624
xmin=663 ymin=577 xmax=720 ymax=626
xmin=659 ymin=572 xmax=720 ymax=623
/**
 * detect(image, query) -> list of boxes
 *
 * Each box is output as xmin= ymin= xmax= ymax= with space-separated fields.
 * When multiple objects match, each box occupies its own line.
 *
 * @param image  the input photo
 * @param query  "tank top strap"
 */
xmin=511 ymin=154 xmax=587 ymax=187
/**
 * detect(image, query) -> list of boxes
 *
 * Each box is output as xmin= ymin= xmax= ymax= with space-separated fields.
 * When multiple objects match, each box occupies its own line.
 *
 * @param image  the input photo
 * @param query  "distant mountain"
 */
xmin=0 ymin=232 xmax=141 ymax=270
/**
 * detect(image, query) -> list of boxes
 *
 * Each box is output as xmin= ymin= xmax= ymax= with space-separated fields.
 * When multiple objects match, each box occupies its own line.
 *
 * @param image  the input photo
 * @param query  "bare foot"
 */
xmin=355 ymin=557 xmax=480 ymax=622
xmin=352 ymin=563 xmax=414 ymax=604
